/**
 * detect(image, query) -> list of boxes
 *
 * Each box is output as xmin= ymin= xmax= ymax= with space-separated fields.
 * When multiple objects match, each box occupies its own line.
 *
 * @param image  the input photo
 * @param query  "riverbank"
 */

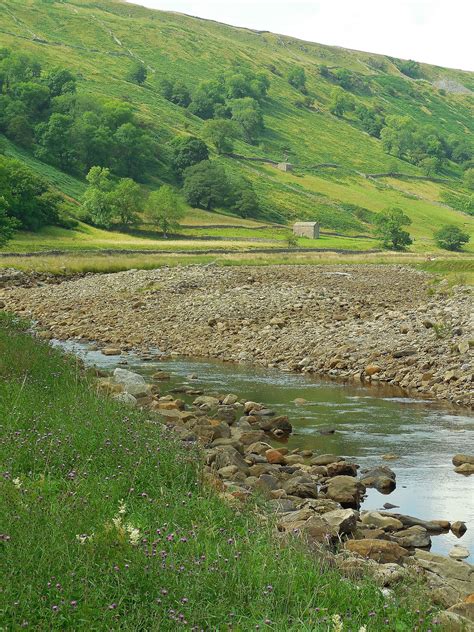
xmin=0 ymin=313 xmax=438 ymax=630
xmin=2 ymin=264 xmax=472 ymax=407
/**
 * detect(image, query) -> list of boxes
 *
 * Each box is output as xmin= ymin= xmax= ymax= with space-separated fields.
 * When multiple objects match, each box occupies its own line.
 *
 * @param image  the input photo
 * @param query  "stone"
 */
xmin=453 ymin=455 xmax=474 ymax=467
xmin=452 ymin=522 xmax=468 ymax=537
xmin=102 ymin=347 xmax=121 ymax=356
xmin=382 ymin=513 xmax=446 ymax=533
xmin=244 ymin=401 xmax=263 ymax=414
xmin=360 ymin=466 xmax=396 ymax=493
xmin=361 ymin=511 xmax=404 ymax=531
xmin=455 ymin=463 xmax=474 ymax=474
xmin=325 ymin=476 xmax=366 ymax=507
xmin=437 ymin=609 xmax=474 ymax=631
xmin=365 ymin=364 xmax=381 ymax=376
xmin=345 ymin=539 xmax=409 ymax=564
xmin=258 ymin=415 xmax=292 ymax=435
xmin=112 ymin=392 xmax=137 ymax=407
xmin=297 ymin=498 xmax=341 ymax=514
xmin=414 ymin=549 xmax=474 ymax=606
xmin=293 ymin=398 xmax=308 ymax=405
xmin=284 ymin=454 xmax=307 ymax=465
xmin=310 ymin=454 xmax=344 ymax=466
xmin=449 ymin=546 xmax=470 ymax=560
xmin=322 ymin=508 xmax=358 ymax=534
xmin=212 ymin=447 xmax=249 ymax=473
xmin=283 ymin=475 xmax=318 ymax=499
xmin=391 ymin=525 xmax=431 ymax=548
xmin=193 ymin=395 xmax=220 ymax=408
xmin=113 ymin=368 xmax=149 ymax=397
xmin=265 ymin=449 xmax=286 ymax=465
xmin=303 ymin=515 xmax=339 ymax=542
xmin=152 ymin=371 xmax=171 ymax=380
xmin=326 ymin=461 xmax=358 ymax=477
xmin=222 ymin=394 xmax=238 ymax=405
xmin=246 ymin=441 xmax=273 ymax=455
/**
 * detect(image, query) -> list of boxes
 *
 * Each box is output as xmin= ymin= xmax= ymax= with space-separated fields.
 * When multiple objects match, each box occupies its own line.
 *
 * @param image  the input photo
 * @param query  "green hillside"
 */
xmin=0 ymin=0 xmax=473 ymax=251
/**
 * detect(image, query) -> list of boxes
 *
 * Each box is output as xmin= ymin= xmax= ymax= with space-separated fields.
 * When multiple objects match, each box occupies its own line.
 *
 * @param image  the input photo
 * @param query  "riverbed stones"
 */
xmin=322 ymin=509 xmax=358 ymax=535
xmin=112 ymin=368 xmax=150 ymax=397
xmin=283 ymin=475 xmax=318 ymax=499
xmin=326 ymin=461 xmax=358 ymax=477
xmin=452 ymin=521 xmax=468 ymax=537
xmin=325 ymin=476 xmax=366 ymax=507
xmin=453 ymin=455 xmax=474 ymax=466
xmin=310 ymin=454 xmax=344 ymax=466
xmin=360 ymin=466 xmax=396 ymax=492
xmin=414 ymin=549 xmax=474 ymax=607
xmin=102 ymin=347 xmax=121 ymax=356
xmin=449 ymin=546 xmax=470 ymax=560
xmin=391 ymin=525 xmax=431 ymax=548
xmin=360 ymin=511 xmax=404 ymax=531
xmin=345 ymin=539 xmax=409 ymax=564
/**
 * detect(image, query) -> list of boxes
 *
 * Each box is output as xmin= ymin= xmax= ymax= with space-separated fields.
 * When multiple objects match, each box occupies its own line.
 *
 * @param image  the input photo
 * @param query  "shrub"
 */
xmin=434 ymin=225 xmax=470 ymax=251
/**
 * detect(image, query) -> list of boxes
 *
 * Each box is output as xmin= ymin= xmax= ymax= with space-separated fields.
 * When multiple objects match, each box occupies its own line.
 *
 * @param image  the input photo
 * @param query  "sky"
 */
xmin=127 ymin=0 xmax=474 ymax=71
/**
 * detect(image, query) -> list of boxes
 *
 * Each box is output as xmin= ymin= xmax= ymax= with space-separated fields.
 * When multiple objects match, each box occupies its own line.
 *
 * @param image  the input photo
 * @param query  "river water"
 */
xmin=54 ymin=340 xmax=474 ymax=562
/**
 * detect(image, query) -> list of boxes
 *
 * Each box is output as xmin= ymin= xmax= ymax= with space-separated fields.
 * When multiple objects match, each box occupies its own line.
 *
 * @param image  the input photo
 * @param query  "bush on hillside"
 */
xmin=287 ymin=66 xmax=307 ymax=93
xmin=146 ymin=185 xmax=185 ymax=236
xmin=434 ymin=225 xmax=470 ymax=251
xmin=374 ymin=207 xmax=412 ymax=250
xmin=171 ymin=136 xmax=209 ymax=177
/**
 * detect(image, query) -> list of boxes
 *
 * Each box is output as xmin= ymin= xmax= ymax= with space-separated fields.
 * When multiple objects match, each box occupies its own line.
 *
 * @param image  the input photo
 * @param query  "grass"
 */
xmin=0 ymin=313 xmax=438 ymax=630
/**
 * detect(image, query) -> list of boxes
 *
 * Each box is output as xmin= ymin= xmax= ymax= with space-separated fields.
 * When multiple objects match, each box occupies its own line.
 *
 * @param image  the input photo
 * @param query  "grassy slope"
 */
xmin=0 ymin=0 xmax=473 ymax=251
xmin=0 ymin=314 xmax=437 ymax=630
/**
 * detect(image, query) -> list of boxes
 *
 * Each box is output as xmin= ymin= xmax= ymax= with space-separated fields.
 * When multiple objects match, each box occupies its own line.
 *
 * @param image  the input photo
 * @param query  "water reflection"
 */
xmin=53 ymin=340 xmax=474 ymax=561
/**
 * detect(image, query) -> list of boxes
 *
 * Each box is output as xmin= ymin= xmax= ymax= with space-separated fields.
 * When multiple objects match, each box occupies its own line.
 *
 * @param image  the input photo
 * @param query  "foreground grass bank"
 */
xmin=0 ymin=315 xmax=438 ymax=630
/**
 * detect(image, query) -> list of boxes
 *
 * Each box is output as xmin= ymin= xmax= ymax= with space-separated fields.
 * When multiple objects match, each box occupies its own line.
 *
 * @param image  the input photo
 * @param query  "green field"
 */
xmin=0 ymin=0 xmax=473 ymax=254
xmin=0 ymin=314 xmax=438 ymax=630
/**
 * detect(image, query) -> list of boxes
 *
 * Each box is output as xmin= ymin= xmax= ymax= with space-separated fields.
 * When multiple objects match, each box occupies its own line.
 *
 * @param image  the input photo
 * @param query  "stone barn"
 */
xmin=277 ymin=162 xmax=293 ymax=172
xmin=293 ymin=221 xmax=320 ymax=239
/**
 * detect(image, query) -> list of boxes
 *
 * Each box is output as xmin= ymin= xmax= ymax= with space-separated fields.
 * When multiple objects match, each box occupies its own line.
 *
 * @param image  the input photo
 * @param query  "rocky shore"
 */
xmin=98 ymin=365 xmax=474 ymax=628
xmin=1 ymin=264 xmax=472 ymax=406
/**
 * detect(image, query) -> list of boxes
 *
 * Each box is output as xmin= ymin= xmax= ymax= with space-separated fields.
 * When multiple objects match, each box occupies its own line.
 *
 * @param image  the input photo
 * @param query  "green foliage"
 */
xmin=126 ymin=61 xmax=147 ymax=85
xmin=374 ymin=207 xmax=413 ymax=250
xmin=0 ymin=155 xmax=61 ymax=230
xmin=287 ymin=66 xmax=307 ymax=93
xmin=171 ymin=136 xmax=209 ymax=177
xmin=0 ymin=196 xmax=20 ymax=247
xmin=441 ymin=191 xmax=474 ymax=216
xmin=44 ymin=67 xmax=76 ymax=97
xmin=396 ymin=59 xmax=422 ymax=78
xmin=230 ymin=97 xmax=264 ymax=143
xmin=434 ymin=225 xmax=470 ymax=251
xmin=146 ymin=184 xmax=185 ymax=235
xmin=355 ymin=104 xmax=385 ymax=138
xmin=228 ymin=176 xmax=260 ymax=218
xmin=329 ymin=87 xmax=355 ymax=117
xmin=182 ymin=160 xmax=230 ymax=210
xmin=109 ymin=178 xmax=143 ymax=226
xmin=82 ymin=166 xmax=114 ymax=228
xmin=203 ymin=119 xmax=238 ymax=154
xmin=160 ymin=78 xmax=191 ymax=107
xmin=464 ymin=168 xmax=474 ymax=190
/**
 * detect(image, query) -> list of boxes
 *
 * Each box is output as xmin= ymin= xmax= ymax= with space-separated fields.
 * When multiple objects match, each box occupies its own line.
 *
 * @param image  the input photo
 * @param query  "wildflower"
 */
xmin=12 ymin=477 xmax=22 ymax=490
xmin=70 ymin=600 xmax=77 ymax=608
xmin=126 ymin=524 xmax=140 ymax=546
xmin=331 ymin=614 xmax=343 ymax=632
xmin=118 ymin=500 xmax=127 ymax=515
xmin=359 ymin=627 xmax=367 ymax=632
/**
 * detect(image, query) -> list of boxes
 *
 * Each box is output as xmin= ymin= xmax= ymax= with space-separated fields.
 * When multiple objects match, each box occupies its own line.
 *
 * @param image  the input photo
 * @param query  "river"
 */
xmin=53 ymin=340 xmax=474 ymax=562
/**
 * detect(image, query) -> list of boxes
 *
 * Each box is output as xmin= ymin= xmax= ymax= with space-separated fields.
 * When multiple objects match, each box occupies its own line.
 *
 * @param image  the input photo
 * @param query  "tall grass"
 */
xmin=0 ymin=314 xmax=437 ymax=630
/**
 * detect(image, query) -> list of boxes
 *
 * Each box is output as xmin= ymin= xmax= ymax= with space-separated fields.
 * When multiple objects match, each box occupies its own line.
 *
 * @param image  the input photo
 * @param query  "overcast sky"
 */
xmin=127 ymin=0 xmax=473 ymax=71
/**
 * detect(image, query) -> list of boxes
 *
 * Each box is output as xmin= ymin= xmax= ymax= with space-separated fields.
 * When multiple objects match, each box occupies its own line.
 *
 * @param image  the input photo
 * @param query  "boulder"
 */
xmin=437 ymin=609 xmax=474 ymax=631
xmin=152 ymin=371 xmax=171 ymax=381
xmin=449 ymin=546 xmax=470 ymax=560
xmin=113 ymin=368 xmax=149 ymax=397
xmin=303 ymin=515 xmax=339 ymax=542
xmin=360 ymin=466 xmax=396 ymax=493
xmin=326 ymin=461 xmax=358 ymax=477
xmin=455 ymin=463 xmax=474 ymax=475
xmin=258 ymin=415 xmax=292 ymax=436
xmin=322 ymin=509 xmax=358 ymax=535
xmin=193 ymin=395 xmax=220 ymax=408
xmin=112 ymin=392 xmax=137 ymax=407
xmin=222 ymin=394 xmax=238 ymax=405
xmin=310 ymin=454 xmax=344 ymax=466
xmin=102 ymin=347 xmax=121 ymax=356
xmin=414 ymin=550 xmax=474 ymax=606
xmin=365 ymin=364 xmax=381 ymax=376
xmin=453 ymin=455 xmax=474 ymax=467
xmin=297 ymin=498 xmax=341 ymax=515
xmin=452 ymin=522 xmax=468 ymax=537
xmin=391 ymin=525 xmax=431 ymax=548
xmin=246 ymin=441 xmax=273 ymax=455
xmin=381 ymin=513 xmax=446 ymax=533
xmin=325 ymin=476 xmax=366 ymax=508
xmin=345 ymin=539 xmax=409 ymax=564
xmin=265 ymin=449 xmax=287 ymax=465
xmin=212 ymin=447 xmax=249 ymax=473
xmin=283 ymin=475 xmax=318 ymax=499
xmin=361 ymin=511 xmax=403 ymax=531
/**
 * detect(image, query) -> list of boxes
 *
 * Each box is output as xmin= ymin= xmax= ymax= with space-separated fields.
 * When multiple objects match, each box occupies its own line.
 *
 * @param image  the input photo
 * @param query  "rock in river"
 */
xmin=325 ymin=476 xmax=366 ymax=508
xmin=345 ymin=539 xmax=409 ymax=564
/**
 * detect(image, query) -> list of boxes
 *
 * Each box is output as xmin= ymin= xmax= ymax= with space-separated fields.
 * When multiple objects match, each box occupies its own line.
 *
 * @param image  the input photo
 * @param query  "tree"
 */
xmin=160 ymin=79 xmax=191 ymax=106
xmin=146 ymin=185 xmax=184 ymax=237
xmin=35 ymin=113 xmax=77 ymax=171
xmin=203 ymin=119 xmax=238 ymax=154
xmin=171 ymin=136 xmax=209 ymax=177
xmin=288 ymin=66 xmax=307 ymax=93
xmin=113 ymin=122 xmax=156 ymax=181
xmin=434 ymin=225 xmax=470 ymax=251
xmin=329 ymin=88 xmax=355 ymax=117
xmin=82 ymin=166 xmax=114 ymax=228
xmin=355 ymin=104 xmax=385 ymax=138
xmin=182 ymin=161 xmax=230 ymax=210
xmin=374 ymin=207 xmax=412 ymax=250
xmin=44 ymin=67 xmax=76 ymax=97
xmin=109 ymin=178 xmax=143 ymax=226
xmin=126 ymin=61 xmax=147 ymax=85
xmin=463 ymin=168 xmax=474 ymax=190
xmin=230 ymin=97 xmax=263 ymax=143
xmin=0 ymin=197 xmax=19 ymax=247
xmin=230 ymin=178 xmax=260 ymax=218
